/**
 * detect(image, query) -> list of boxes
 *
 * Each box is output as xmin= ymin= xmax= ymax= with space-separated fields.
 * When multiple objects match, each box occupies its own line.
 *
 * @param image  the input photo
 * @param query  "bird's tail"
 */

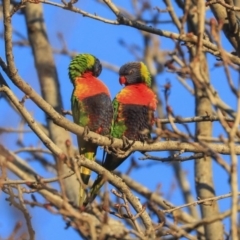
xmin=88 ymin=174 xmax=105 ymax=204
xmin=87 ymin=152 xmax=128 ymax=204
xmin=78 ymin=139 xmax=97 ymax=207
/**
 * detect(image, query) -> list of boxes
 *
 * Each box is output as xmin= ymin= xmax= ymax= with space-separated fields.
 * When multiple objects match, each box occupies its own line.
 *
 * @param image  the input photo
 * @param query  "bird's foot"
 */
xmin=83 ymin=126 xmax=90 ymax=140
xmin=104 ymin=146 xmax=113 ymax=155
xmin=106 ymin=135 xmax=114 ymax=145
xmin=122 ymin=136 xmax=130 ymax=149
xmin=61 ymin=109 xmax=72 ymax=116
xmin=111 ymin=147 xmax=130 ymax=158
xmin=122 ymin=136 xmax=135 ymax=150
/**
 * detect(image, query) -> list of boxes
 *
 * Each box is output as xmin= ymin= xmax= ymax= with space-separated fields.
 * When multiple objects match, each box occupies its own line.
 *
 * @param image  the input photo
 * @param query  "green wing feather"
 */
xmin=110 ymin=97 xmax=127 ymax=139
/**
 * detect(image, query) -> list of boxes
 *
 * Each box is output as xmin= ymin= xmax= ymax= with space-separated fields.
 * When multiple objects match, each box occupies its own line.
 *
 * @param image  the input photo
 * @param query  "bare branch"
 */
xmin=163 ymin=191 xmax=240 ymax=214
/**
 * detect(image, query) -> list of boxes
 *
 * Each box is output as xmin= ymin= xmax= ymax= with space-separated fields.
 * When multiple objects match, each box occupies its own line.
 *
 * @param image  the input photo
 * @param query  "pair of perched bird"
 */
xmin=68 ymin=53 xmax=157 ymax=207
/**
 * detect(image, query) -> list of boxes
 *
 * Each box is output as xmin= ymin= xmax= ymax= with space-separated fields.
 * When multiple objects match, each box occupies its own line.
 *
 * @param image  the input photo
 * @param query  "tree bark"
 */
xmin=194 ymin=65 xmax=224 ymax=239
xmin=23 ymin=3 xmax=79 ymax=206
xmin=187 ymin=1 xmax=224 ymax=239
xmin=206 ymin=0 xmax=240 ymax=56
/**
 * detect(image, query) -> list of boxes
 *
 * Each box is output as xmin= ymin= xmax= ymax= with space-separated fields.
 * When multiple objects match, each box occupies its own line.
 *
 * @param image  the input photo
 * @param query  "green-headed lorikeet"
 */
xmin=68 ymin=53 xmax=113 ymax=207
xmin=88 ymin=61 xmax=157 ymax=203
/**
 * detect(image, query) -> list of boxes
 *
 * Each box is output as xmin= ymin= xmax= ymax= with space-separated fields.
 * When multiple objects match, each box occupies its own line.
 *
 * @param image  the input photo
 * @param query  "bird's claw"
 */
xmin=83 ymin=126 xmax=90 ymax=140
xmin=110 ymin=147 xmax=131 ymax=158
xmin=107 ymin=135 xmax=114 ymax=145
xmin=61 ymin=109 xmax=72 ymax=116
xmin=122 ymin=136 xmax=130 ymax=149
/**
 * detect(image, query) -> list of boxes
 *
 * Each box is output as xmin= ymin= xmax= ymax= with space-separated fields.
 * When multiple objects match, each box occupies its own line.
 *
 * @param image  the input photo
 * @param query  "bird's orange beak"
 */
xmin=119 ymin=76 xmax=126 ymax=85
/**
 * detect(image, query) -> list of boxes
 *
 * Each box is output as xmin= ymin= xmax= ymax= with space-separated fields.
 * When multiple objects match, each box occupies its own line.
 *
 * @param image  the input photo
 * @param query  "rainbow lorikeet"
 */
xmin=68 ymin=53 xmax=113 ymax=207
xmin=88 ymin=61 xmax=157 ymax=203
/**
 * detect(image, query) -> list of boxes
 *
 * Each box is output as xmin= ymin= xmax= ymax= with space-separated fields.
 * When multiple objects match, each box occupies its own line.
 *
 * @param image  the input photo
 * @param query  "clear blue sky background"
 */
xmin=0 ymin=0 xmax=239 ymax=239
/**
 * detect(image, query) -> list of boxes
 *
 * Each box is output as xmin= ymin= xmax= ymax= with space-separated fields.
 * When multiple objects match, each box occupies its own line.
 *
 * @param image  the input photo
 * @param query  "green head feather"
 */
xmin=68 ymin=54 xmax=102 ymax=83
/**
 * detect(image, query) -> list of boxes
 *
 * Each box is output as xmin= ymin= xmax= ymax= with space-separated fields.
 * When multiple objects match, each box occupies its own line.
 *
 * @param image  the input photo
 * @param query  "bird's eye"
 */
xmin=93 ymin=59 xmax=102 ymax=77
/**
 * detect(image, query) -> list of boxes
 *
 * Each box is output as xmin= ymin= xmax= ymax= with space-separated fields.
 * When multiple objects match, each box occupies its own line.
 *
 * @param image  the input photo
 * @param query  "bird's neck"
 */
xmin=73 ymin=72 xmax=95 ymax=86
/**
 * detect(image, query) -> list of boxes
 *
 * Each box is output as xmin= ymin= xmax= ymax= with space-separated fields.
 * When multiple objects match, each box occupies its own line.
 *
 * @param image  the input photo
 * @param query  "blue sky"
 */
xmin=0 ymin=0 xmax=239 ymax=239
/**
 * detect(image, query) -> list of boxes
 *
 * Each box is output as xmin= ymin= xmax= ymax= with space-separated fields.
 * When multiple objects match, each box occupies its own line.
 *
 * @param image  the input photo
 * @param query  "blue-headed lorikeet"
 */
xmin=68 ymin=53 xmax=113 ymax=207
xmin=88 ymin=61 xmax=157 ymax=203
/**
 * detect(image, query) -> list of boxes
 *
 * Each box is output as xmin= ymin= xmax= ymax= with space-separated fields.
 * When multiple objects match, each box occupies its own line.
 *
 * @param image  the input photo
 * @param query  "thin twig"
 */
xmin=25 ymin=0 xmax=240 ymax=65
xmin=13 ymin=147 xmax=52 ymax=154
xmin=3 ymin=171 xmax=74 ymax=185
xmin=206 ymin=0 xmax=240 ymax=11
xmin=163 ymin=192 xmax=240 ymax=213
